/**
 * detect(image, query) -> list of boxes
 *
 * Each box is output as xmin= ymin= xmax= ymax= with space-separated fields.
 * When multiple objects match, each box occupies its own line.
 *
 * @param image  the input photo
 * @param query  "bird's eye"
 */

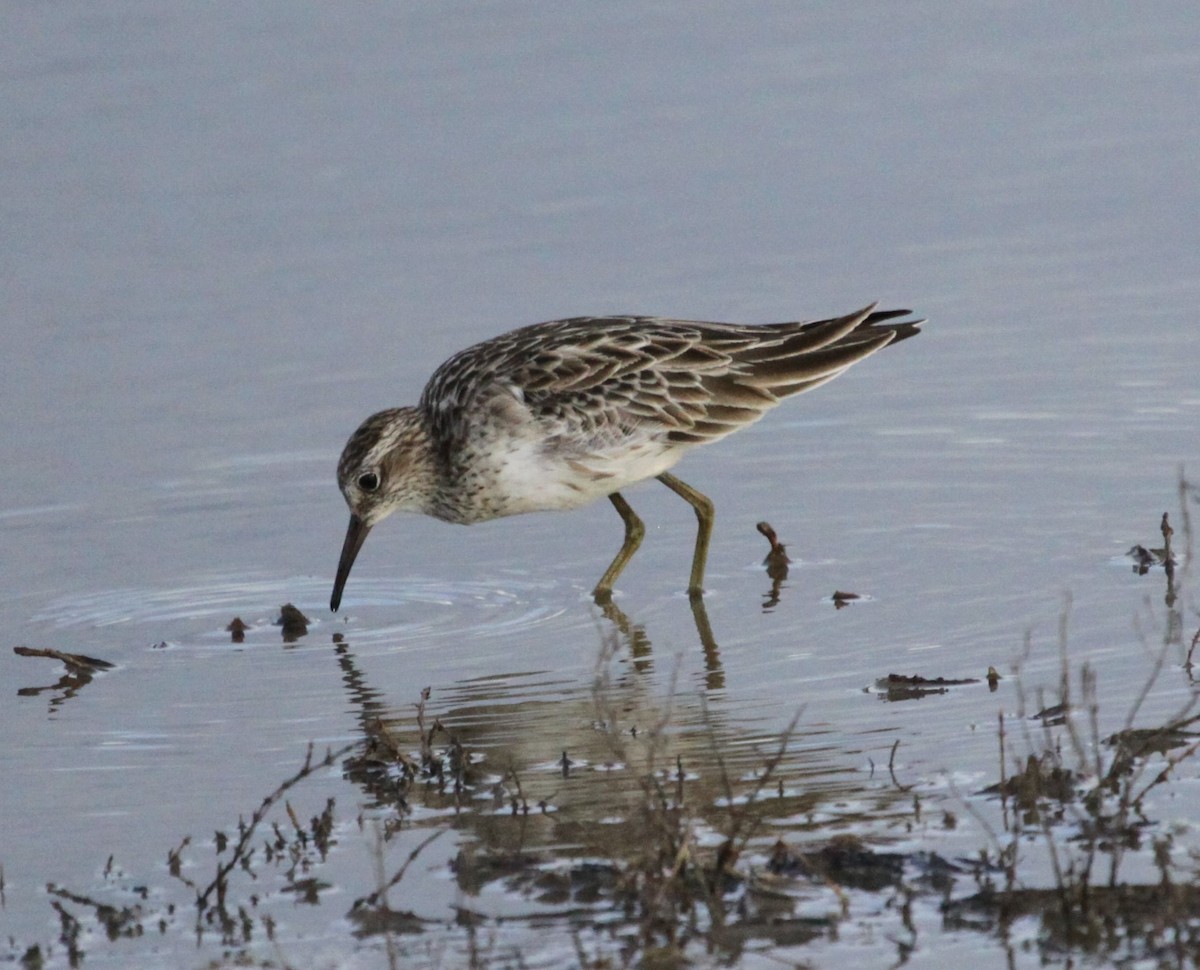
xmin=358 ymin=471 xmax=380 ymax=492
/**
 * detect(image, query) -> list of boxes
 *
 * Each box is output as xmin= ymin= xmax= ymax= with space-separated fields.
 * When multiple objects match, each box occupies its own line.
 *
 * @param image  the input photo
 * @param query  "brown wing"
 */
xmin=421 ymin=304 xmax=921 ymax=451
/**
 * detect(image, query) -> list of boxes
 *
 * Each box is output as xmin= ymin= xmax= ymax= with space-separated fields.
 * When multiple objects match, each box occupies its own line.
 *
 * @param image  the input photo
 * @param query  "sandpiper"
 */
xmin=330 ymin=303 xmax=921 ymax=610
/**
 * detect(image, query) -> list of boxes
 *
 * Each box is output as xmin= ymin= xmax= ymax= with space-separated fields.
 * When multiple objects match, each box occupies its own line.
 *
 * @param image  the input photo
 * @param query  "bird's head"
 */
xmin=330 ymin=407 xmax=435 ymax=611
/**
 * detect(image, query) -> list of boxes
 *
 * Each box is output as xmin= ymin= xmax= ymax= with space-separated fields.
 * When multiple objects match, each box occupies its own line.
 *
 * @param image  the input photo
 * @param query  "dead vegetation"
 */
xmin=7 ymin=476 xmax=1200 ymax=968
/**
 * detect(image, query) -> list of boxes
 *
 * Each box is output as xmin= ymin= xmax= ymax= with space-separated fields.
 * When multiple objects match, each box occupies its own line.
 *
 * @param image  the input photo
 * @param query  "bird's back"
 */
xmin=419 ymin=305 xmax=920 ymax=454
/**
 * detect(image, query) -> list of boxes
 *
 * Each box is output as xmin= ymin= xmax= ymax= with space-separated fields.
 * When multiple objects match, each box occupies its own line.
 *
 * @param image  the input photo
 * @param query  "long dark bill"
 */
xmin=330 ymin=514 xmax=372 ymax=612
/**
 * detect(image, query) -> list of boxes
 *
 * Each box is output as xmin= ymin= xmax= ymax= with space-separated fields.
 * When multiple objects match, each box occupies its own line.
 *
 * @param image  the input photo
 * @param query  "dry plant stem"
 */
xmin=168 ymin=837 xmax=193 ymax=888
xmin=1056 ymin=660 xmax=1097 ymax=796
xmin=715 ymin=704 xmax=804 ymax=857
xmin=1095 ymin=620 xmax=1198 ymax=886
xmin=354 ymin=827 xmax=446 ymax=909
xmin=1037 ymin=789 xmax=1069 ymax=907
xmin=1084 ymin=665 xmax=1102 ymax=781
xmin=998 ymin=712 xmax=1010 ymax=834
xmin=1118 ymin=662 xmax=1198 ymax=776
xmin=689 ymin=704 xmax=804 ymax=938
xmin=1007 ymin=600 xmax=1112 ymax=900
xmin=699 ymin=692 xmax=736 ymax=814
xmin=1056 ymin=596 xmax=1090 ymax=770
xmin=1132 ymin=733 xmax=1200 ymax=808
xmin=415 ymin=686 xmax=434 ymax=764
xmin=367 ymin=823 xmax=402 ymax=970
xmin=1053 ymin=664 xmax=1120 ymax=891
xmin=195 ymin=742 xmax=354 ymax=911
xmin=888 ymin=738 xmax=913 ymax=791
xmin=1012 ymin=630 xmax=1046 ymax=762
xmin=590 ymin=638 xmax=807 ymax=955
xmin=1172 ymin=470 xmax=1197 ymax=662
xmin=1009 ymin=629 xmax=1053 ymax=780
xmin=942 ymin=767 xmax=1013 ymax=894
xmin=1177 ymin=468 xmax=1194 ymax=573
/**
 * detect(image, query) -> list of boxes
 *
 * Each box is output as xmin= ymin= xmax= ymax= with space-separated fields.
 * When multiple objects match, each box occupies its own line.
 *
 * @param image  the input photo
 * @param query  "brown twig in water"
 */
xmin=888 ymin=738 xmax=913 ymax=791
xmin=194 ymin=742 xmax=353 ymax=912
xmin=755 ymin=521 xmax=790 ymax=562
xmin=13 ymin=646 xmax=114 ymax=672
xmin=1187 ymin=626 xmax=1200 ymax=670
xmin=351 ymin=828 xmax=447 ymax=910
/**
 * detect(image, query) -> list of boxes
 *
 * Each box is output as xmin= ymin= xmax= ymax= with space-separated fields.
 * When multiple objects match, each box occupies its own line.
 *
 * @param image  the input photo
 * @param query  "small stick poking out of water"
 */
xmin=756 ymin=521 xmax=790 ymax=562
xmin=757 ymin=521 xmax=791 ymax=610
xmin=1128 ymin=512 xmax=1177 ymax=577
xmin=13 ymin=646 xmax=114 ymax=673
xmin=276 ymin=603 xmax=310 ymax=642
xmin=756 ymin=521 xmax=791 ymax=575
xmin=832 ymin=590 xmax=861 ymax=609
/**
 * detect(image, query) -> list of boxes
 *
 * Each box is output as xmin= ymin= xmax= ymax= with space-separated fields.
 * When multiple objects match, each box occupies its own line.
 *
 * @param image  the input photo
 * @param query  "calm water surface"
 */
xmin=2 ymin=3 xmax=1197 ymax=966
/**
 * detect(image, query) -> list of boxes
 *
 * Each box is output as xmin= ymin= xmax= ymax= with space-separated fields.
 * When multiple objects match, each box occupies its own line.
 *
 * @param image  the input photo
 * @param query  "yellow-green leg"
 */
xmin=657 ymin=472 xmax=715 ymax=595
xmin=593 ymin=491 xmax=645 ymax=600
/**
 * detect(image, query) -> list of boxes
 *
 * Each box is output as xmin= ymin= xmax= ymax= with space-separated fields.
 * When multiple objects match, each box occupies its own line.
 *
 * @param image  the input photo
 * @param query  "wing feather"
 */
xmin=420 ymin=306 xmax=922 ymax=453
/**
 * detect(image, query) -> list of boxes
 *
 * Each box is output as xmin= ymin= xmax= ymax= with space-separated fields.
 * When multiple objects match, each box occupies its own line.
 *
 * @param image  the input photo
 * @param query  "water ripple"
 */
xmin=33 ymin=575 xmax=589 ymax=648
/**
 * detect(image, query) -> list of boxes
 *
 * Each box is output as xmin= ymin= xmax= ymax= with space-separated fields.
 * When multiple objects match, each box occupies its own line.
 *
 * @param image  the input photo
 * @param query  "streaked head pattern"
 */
xmin=331 ymin=407 xmax=436 ymax=611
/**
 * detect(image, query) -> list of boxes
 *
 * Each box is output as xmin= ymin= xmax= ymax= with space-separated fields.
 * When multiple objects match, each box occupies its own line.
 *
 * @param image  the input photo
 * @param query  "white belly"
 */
xmin=488 ymin=436 xmax=684 ymax=515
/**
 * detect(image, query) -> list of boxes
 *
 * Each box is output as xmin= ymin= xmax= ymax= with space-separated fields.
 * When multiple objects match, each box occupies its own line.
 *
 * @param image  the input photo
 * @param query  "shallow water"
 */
xmin=3 ymin=3 xmax=1198 ymax=967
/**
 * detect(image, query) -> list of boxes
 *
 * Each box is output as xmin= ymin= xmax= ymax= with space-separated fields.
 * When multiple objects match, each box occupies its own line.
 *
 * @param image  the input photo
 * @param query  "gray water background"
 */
xmin=2 ymin=3 xmax=1197 ymax=966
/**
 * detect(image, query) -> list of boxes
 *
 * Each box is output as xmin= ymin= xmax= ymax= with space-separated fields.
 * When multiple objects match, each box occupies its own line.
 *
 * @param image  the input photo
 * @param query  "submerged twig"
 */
xmin=195 ymin=742 xmax=353 ymax=912
xmin=13 ymin=645 xmax=114 ymax=672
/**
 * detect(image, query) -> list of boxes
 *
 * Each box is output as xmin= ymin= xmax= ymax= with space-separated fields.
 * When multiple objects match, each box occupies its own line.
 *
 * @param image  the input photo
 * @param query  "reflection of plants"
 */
xmin=44 ymin=872 xmax=143 ymax=968
xmin=346 ymin=685 xmax=478 ymax=829
xmin=957 ymin=492 xmax=1200 ymax=963
xmin=170 ymin=742 xmax=351 ymax=944
xmin=19 ymin=744 xmax=351 ymax=969
xmin=12 ymin=479 xmax=1200 ymax=968
xmin=586 ymin=639 xmax=803 ymax=964
xmin=355 ymin=638 xmax=854 ymax=966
